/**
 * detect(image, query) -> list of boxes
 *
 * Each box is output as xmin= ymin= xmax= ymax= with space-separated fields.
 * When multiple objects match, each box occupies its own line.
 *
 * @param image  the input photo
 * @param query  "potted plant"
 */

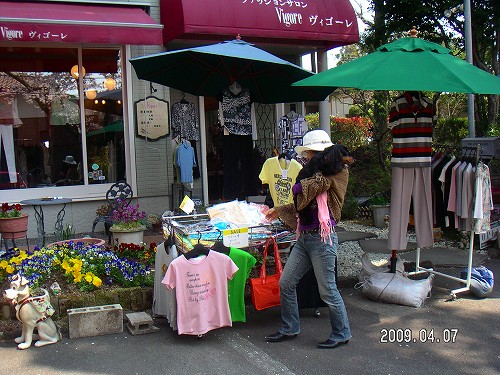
xmin=147 ymin=213 xmax=162 ymax=233
xmin=109 ymin=198 xmax=146 ymax=245
xmin=369 ymin=195 xmax=390 ymax=228
xmin=0 ymin=203 xmax=29 ymax=240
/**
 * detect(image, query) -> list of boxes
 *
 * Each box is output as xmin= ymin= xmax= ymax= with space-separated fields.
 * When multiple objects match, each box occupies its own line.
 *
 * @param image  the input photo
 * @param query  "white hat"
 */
xmin=294 ymin=129 xmax=334 ymax=155
xmin=63 ymin=155 xmax=77 ymax=165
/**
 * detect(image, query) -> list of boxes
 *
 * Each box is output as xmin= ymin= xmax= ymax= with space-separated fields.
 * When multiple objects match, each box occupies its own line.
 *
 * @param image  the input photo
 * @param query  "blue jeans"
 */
xmin=278 ymin=231 xmax=351 ymax=341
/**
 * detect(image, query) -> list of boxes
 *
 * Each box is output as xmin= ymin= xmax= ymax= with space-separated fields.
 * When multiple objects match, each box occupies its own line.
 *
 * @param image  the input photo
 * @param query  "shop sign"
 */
xmin=134 ymin=96 xmax=169 ymax=141
xmin=0 ymin=24 xmax=69 ymax=42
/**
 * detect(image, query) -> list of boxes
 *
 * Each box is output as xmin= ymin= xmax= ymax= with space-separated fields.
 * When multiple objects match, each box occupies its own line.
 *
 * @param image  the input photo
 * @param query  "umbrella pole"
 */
xmin=389 ymin=250 xmax=398 ymax=273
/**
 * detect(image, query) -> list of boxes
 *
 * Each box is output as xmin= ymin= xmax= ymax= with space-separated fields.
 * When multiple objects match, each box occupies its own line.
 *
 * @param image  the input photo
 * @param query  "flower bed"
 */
xmin=0 ymin=240 xmax=156 ymax=294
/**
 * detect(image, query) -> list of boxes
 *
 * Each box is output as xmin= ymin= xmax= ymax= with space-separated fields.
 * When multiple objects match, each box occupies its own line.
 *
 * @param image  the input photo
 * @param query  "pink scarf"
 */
xmin=296 ymin=192 xmax=333 ymax=244
xmin=317 ymin=192 xmax=333 ymax=244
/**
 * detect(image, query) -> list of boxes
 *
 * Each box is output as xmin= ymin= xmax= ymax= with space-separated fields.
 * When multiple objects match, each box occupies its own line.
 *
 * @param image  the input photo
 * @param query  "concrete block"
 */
xmin=125 ymin=312 xmax=159 ymax=335
xmin=68 ymin=304 xmax=123 ymax=339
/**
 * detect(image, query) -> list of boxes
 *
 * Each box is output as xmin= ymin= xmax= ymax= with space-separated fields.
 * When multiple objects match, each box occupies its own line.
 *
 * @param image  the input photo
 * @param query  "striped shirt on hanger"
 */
xmin=388 ymin=92 xmax=436 ymax=168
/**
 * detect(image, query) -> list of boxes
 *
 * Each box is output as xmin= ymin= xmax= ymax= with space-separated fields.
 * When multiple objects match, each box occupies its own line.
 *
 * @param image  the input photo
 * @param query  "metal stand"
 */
xmin=1 ymin=234 xmax=29 ymax=252
xmin=20 ymin=198 xmax=72 ymax=247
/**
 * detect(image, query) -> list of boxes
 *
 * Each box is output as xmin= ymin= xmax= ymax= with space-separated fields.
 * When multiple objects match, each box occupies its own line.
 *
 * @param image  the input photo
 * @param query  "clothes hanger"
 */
xmin=278 ymin=150 xmax=292 ymax=161
xmin=184 ymin=243 xmax=209 ymax=259
xmin=180 ymin=93 xmax=189 ymax=104
xmin=212 ymin=229 xmax=230 ymax=255
xmin=184 ymin=232 xmax=210 ymax=259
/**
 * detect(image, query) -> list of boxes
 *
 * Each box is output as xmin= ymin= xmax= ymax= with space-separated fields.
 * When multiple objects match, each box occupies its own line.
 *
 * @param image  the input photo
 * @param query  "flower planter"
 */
xmin=0 ymin=214 xmax=29 ymax=239
xmin=110 ymin=226 xmax=146 ymax=245
xmin=46 ymin=238 xmax=106 ymax=249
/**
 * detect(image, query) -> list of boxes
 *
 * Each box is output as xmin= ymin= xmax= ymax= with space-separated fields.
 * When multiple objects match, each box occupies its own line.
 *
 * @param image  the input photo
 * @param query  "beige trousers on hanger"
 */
xmin=388 ymin=167 xmax=434 ymax=250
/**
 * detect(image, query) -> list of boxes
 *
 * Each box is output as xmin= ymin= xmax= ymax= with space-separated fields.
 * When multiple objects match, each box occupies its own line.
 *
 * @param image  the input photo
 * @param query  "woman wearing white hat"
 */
xmin=264 ymin=129 xmax=353 ymax=349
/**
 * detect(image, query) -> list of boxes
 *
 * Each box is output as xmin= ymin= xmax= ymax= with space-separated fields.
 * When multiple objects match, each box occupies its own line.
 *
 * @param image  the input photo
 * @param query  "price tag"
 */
xmin=222 ymin=227 xmax=249 ymax=248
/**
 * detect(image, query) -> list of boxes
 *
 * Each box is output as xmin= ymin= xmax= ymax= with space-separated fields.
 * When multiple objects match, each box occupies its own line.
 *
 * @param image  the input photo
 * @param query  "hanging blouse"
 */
xmin=219 ymin=87 xmax=252 ymax=135
xmin=388 ymin=92 xmax=435 ymax=168
xmin=0 ymin=96 xmax=23 ymax=126
xmin=474 ymin=162 xmax=493 ymax=233
xmin=171 ymin=101 xmax=199 ymax=141
xmin=278 ymin=111 xmax=308 ymax=152
xmin=153 ymin=241 xmax=178 ymax=330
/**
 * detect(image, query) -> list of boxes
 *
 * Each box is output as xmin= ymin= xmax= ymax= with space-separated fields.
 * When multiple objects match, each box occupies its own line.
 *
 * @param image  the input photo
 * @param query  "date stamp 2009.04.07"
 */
xmin=380 ymin=328 xmax=459 ymax=344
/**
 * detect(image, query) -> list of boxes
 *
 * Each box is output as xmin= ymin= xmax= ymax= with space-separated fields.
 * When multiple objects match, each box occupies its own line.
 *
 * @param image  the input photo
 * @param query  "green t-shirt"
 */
xmin=228 ymin=247 xmax=257 ymax=322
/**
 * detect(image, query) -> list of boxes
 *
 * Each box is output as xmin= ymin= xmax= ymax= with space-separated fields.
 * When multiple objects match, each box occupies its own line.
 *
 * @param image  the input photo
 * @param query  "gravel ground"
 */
xmin=336 ymin=219 xmax=465 ymax=279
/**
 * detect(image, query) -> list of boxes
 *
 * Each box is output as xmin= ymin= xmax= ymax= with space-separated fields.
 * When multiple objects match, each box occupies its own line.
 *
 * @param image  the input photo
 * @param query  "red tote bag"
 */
xmin=249 ymin=236 xmax=283 ymax=310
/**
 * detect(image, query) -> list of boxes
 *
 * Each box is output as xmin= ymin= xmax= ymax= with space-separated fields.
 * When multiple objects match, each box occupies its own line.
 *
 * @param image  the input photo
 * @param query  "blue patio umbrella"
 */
xmin=130 ymin=38 xmax=334 ymax=104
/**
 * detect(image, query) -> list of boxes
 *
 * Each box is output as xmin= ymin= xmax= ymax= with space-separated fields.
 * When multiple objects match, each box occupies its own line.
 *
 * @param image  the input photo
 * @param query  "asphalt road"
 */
xmin=0 ymin=257 xmax=498 ymax=375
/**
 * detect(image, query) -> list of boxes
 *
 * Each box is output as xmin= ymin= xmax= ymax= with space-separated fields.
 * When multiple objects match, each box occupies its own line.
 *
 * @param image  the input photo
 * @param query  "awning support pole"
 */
xmin=317 ymin=48 xmax=330 ymax=133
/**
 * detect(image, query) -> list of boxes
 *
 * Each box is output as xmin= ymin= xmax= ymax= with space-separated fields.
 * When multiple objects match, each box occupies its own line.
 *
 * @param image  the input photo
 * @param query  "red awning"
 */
xmin=0 ymin=1 xmax=163 ymax=45
xmin=160 ymin=0 xmax=358 ymax=49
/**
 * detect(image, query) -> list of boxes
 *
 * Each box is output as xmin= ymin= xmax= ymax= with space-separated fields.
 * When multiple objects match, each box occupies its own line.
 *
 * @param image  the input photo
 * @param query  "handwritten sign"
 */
xmin=135 ymin=96 xmax=169 ymax=140
xmin=179 ymin=195 xmax=195 ymax=214
xmin=222 ymin=227 xmax=249 ymax=248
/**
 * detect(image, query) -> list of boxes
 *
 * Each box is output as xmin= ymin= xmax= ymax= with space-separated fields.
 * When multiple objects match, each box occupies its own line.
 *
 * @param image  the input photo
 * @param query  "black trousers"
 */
xmin=222 ymin=134 xmax=254 ymax=200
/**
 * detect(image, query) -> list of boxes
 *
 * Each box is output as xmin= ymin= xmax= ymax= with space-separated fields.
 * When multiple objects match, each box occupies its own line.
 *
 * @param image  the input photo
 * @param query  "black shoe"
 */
xmin=265 ymin=332 xmax=298 ymax=342
xmin=317 ymin=339 xmax=349 ymax=349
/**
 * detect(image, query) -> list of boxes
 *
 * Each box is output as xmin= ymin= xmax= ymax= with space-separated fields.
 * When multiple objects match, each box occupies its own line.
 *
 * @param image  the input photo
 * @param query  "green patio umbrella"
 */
xmin=129 ymin=38 xmax=334 ymax=104
xmin=87 ymin=120 xmax=123 ymax=137
xmin=293 ymin=36 xmax=500 ymax=94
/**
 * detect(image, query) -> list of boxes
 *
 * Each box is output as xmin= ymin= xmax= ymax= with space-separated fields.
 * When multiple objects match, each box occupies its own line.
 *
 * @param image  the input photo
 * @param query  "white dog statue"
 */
xmin=4 ymin=274 xmax=60 ymax=350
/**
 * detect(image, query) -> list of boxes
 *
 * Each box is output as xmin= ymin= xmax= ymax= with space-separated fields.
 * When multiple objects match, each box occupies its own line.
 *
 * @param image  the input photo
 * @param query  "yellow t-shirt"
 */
xmin=259 ymin=156 xmax=302 ymax=207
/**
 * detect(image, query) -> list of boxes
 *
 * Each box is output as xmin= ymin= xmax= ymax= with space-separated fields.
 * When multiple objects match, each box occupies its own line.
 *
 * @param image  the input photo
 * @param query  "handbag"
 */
xmin=249 ymin=236 xmax=283 ymax=310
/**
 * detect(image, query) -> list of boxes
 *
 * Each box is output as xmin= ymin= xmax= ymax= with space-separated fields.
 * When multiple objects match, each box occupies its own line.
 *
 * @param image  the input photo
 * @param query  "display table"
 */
xmin=20 ymin=198 xmax=72 ymax=247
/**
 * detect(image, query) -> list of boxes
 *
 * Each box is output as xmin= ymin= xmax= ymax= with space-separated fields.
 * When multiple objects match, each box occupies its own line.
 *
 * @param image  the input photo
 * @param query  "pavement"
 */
xmin=0 ymin=230 xmax=499 ymax=375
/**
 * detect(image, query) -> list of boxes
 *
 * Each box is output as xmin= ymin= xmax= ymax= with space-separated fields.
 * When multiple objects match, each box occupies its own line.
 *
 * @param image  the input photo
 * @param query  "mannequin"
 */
xmin=229 ymin=81 xmax=242 ymax=95
xmin=387 ymin=91 xmax=435 ymax=270
xmin=219 ymin=81 xmax=254 ymax=199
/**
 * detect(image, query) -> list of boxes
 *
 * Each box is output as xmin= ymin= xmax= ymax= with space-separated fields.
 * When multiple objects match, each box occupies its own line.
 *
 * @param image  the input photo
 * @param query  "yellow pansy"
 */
xmin=61 ymin=260 xmax=71 ymax=274
xmin=92 ymin=276 xmax=102 ymax=287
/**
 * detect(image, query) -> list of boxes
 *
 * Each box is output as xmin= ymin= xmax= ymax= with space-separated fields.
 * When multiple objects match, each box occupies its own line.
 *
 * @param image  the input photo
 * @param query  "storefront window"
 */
xmin=0 ymin=46 xmax=124 ymax=192
xmin=83 ymin=49 xmax=124 ymax=185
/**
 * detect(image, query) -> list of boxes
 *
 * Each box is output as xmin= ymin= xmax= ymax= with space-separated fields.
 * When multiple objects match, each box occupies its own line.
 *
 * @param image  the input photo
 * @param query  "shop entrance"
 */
xmin=204 ymin=97 xmax=224 ymax=203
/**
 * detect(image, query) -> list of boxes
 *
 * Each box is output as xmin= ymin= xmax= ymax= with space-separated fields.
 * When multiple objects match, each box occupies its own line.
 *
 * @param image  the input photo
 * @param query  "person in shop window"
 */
xmin=264 ymin=129 xmax=354 ymax=349
xmin=57 ymin=155 xmax=80 ymax=185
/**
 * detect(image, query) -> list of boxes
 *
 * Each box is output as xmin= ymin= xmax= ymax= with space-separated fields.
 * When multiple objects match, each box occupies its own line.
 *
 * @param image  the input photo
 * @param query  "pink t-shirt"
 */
xmin=162 ymin=250 xmax=238 ymax=335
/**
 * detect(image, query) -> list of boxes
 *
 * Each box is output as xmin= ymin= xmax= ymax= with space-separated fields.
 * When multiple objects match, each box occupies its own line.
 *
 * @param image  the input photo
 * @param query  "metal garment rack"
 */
xmin=161 ymin=212 xmax=294 ymax=253
xmin=410 ymin=144 xmax=482 ymax=299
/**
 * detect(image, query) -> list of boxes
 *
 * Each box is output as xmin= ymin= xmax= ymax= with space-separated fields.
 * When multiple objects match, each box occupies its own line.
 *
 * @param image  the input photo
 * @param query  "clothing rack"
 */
xmin=410 ymin=144 xmax=482 ymax=299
